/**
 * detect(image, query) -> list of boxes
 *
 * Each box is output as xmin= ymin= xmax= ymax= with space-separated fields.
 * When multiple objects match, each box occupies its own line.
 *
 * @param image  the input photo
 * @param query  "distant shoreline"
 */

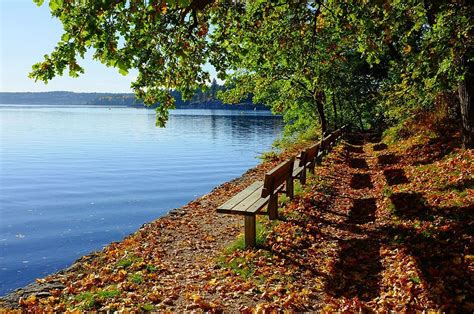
xmin=0 ymin=91 xmax=270 ymax=111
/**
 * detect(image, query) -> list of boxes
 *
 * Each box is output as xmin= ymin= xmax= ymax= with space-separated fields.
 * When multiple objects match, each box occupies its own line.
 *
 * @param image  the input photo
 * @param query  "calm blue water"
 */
xmin=0 ymin=106 xmax=282 ymax=295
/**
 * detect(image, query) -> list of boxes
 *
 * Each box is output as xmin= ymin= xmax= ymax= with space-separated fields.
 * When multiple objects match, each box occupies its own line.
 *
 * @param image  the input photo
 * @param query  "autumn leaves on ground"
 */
xmin=2 ymin=126 xmax=473 ymax=312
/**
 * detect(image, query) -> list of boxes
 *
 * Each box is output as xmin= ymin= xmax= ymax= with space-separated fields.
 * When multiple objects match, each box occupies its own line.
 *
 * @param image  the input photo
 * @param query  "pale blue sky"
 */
xmin=0 ymin=0 xmax=216 ymax=93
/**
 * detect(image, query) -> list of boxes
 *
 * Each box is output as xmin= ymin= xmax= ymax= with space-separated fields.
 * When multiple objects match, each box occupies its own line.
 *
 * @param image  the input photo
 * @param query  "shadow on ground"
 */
xmin=378 ymin=154 xmax=400 ymax=166
xmin=344 ymin=145 xmax=364 ymax=154
xmin=349 ymin=158 xmax=369 ymax=169
xmin=373 ymin=143 xmax=388 ymax=151
xmin=326 ymin=238 xmax=382 ymax=301
xmin=262 ymin=133 xmax=471 ymax=311
xmin=403 ymin=134 xmax=461 ymax=166
xmin=385 ymin=191 xmax=473 ymax=309
xmin=350 ymin=173 xmax=373 ymax=189
xmin=383 ymin=169 xmax=409 ymax=186
xmin=348 ymin=198 xmax=377 ymax=224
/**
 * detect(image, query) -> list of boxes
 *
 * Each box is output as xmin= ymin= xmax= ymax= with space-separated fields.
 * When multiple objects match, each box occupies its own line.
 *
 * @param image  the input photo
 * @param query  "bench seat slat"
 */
xmin=231 ymin=185 xmax=266 ymax=213
xmin=245 ymin=194 xmax=270 ymax=214
xmin=217 ymin=181 xmax=264 ymax=214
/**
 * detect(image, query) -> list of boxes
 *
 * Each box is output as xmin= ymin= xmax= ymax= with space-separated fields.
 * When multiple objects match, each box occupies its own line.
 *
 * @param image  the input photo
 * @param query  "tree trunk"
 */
xmin=349 ymin=100 xmax=364 ymax=131
xmin=458 ymin=56 xmax=474 ymax=149
xmin=315 ymin=92 xmax=327 ymax=135
xmin=332 ymin=92 xmax=339 ymax=129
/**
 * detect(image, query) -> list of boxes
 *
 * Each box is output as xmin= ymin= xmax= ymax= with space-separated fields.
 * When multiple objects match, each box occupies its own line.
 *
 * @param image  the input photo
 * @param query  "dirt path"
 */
xmin=300 ymin=133 xmax=473 ymax=311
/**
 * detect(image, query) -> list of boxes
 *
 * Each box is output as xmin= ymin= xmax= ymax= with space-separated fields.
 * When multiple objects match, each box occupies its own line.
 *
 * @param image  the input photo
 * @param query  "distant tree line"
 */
xmin=0 ymin=82 xmax=266 ymax=111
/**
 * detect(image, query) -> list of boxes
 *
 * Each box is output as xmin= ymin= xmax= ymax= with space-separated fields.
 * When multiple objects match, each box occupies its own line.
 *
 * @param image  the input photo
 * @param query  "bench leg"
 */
xmin=268 ymin=194 xmax=278 ymax=220
xmin=286 ymin=177 xmax=294 ymax=199
xmin=316 ymin=154 xmax=322 ymax=166
xmin=244 ymin=215 xmax=256 ymax=248
xmin=309 ymin=160 xmax=315 ymax=174
xmin=300 ymin=167 xmax=307 ymax=185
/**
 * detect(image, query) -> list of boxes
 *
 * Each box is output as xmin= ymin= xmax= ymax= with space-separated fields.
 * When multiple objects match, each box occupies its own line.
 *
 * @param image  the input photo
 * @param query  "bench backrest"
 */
xmin=261 ymin=157 xmax=295 ymax=197
xmin=305 ymin=143 xmax=319 ymax=162
xmin=321 ymin=134 xmax=331 ymax=150
xmin=296 ymin=152 xmax=306 ymax=167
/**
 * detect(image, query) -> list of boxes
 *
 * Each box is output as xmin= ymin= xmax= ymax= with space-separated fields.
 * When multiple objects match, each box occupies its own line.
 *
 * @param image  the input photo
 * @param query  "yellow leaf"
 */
xmin=208 ymin=278 xmax=217 ymax=286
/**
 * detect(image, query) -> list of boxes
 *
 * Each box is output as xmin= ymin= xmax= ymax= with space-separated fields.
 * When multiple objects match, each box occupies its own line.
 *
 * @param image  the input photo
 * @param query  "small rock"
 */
xmin=35 ymin=292 xmax=51 ymax=298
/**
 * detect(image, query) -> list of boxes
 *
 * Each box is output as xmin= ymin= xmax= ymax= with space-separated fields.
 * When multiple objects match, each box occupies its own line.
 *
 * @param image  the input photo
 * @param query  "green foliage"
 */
xmin=258 ymin=151 xmax=279 ymax=163
xmin=382 ymin=186 xmax=394 ymax=198
xmin=145 ymin=264 xmax=158 ymax=272
xmin=75 ymin=292 xmax=96 ymax=310
xmin=383 ymin=124 xmax=410 ymax=145
xmin=410 ymin=276 xmax=421 ymax=285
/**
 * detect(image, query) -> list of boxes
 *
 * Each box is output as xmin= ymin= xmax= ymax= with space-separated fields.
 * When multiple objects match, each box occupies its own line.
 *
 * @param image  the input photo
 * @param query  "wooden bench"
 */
xmin=217 ymin=125 xmax=347 ymax=249
xmin=217 ymin=157 xmax=295 ymax=248
xmin=292 ymin=143 xmax=320 ymax=185
xmin=317 ymin=126 xmax=346 ymax=163
xmin=317 ymin=134 xmax=331 ymax=164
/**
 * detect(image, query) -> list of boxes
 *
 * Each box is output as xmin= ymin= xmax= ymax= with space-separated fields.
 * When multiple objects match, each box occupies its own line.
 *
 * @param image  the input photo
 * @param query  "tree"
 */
xmin=212 ymin=1 xmax=386 ymax=135
xmin=328 ymin=0 xmax=473 ymax=147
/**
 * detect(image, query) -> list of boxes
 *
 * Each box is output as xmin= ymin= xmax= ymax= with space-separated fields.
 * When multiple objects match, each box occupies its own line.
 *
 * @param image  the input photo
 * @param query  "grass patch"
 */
xmin=221 ymin=256 xmax=255 ymax=280
xmin=141 ymin=303 xmax=155 ymax=311
xmin=223 ymin=220 xmax=273 ymax=254
xmin=382 ymin=186 xmax=394 ymax=198
xmin=75 ymin=288 xmax=120 ymax=310
xmin=128 ymin=273 xmax=144 ymax=284
xmin=217 ymin=251 xmax=273 ymax=283
xmin=97 ymin=289 xmax=120 ymax=298
xmin=145 ymin=264 xmax=158 ymax=272
xmin=217 ymin=220 xmax=278 ymax=282
xmin=387 ymin=202 xmax=396 ymax=214
xmin=75 ymin=292 xmax=96 ymax=310
xmin=258 ymin=151 xmax=279 ymax=162
xmin=116 ymin=255 xmax=142 ymax=269
xmin=281 ymin=208 xmax=305 ymax=221
xmin=294 ymin=181 xmax=304 ymax=197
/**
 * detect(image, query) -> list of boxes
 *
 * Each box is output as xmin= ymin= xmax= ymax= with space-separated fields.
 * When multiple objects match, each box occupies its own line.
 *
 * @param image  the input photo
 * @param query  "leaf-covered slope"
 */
xmin=1 ymin=131 xmax=472 ymax=311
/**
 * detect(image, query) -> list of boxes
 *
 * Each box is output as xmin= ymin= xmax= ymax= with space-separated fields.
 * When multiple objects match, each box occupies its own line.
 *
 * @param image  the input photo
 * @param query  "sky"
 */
xmin=0 ymin=0 xmax=217 ymax=93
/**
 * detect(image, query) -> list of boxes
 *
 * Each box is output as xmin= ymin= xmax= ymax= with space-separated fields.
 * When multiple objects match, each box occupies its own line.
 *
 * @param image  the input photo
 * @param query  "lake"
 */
xmin=0 ymin=106 xmax=282 ymax=296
